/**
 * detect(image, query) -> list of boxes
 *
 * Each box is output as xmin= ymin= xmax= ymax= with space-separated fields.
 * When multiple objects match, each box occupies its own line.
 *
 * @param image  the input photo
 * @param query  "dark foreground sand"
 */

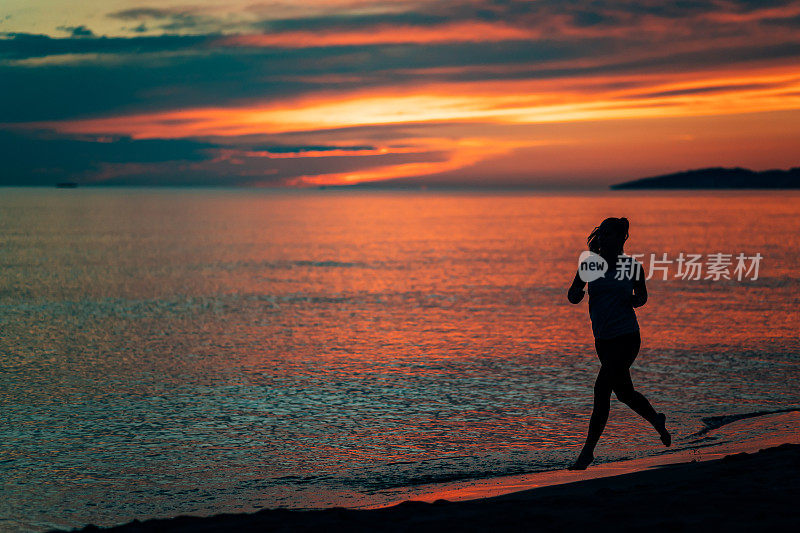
xmin=67 ymin=443 xmax=800 ymax=533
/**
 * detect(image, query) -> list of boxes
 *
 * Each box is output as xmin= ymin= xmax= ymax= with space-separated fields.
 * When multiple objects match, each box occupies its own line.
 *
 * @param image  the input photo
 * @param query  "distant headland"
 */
xmin=611 ymin=167 xmax=800 ymax=189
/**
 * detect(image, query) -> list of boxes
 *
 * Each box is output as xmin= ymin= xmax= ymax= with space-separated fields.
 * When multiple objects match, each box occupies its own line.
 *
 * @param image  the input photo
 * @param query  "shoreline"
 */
xmin=361 ymin=410 xmax=800 ymax=509
xmin=64 ymin=442 xmax=800 ymax=532
xmin=60 ymin=411 xmax=800 ymax=532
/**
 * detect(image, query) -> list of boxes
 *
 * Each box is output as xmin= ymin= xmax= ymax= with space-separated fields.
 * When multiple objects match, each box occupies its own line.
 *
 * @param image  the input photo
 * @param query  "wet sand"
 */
xmin=65 ymin=440 xmax=800 ymax=532
xmin=362 ymin=410 xmax=800 ymax=508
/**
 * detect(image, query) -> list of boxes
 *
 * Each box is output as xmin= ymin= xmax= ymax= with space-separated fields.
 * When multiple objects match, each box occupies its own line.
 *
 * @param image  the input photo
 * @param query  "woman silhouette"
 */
xmin=567 ymin=217 xmax=671 ymax=470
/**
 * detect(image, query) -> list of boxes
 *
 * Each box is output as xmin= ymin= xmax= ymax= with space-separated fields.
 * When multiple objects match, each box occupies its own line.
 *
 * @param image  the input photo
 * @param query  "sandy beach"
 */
xmin=62 ymin=439 xmax=800 ymax=532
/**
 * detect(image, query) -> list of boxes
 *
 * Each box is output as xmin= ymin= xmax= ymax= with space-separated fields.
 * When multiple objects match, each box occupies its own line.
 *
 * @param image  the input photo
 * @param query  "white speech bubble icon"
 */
xmin=578 ymin=251 xmax=608 ymax=282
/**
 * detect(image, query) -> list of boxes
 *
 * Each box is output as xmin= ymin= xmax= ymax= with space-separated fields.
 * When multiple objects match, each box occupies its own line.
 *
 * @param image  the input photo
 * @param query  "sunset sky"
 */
xmin=2 ymin=0 xmax=799 ymax=187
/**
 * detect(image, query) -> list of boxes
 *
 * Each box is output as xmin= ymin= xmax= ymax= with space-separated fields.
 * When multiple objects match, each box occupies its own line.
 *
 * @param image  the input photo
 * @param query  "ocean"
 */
xmin=1 ymin=188 xmax=798 ymax=531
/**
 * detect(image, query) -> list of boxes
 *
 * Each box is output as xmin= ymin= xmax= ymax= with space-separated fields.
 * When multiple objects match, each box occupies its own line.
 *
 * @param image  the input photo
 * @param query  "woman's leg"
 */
xmin=571 ymin=333 xmax=671 ymax=470
xmin=585 ymin=367 xmax=614 ymax=451
xmin=611 ymin=333 xmax=671 ymax=446
xmin=569 ymin=366 xmax=613 ymax=469
xmin=611 ymin=369 xmax=669 ymax=442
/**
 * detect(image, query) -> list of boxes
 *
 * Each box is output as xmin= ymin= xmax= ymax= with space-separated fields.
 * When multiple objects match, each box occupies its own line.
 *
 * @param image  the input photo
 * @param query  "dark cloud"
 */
xmin=0 ymin=36 xmax=575 ymax=121
xmin=107 ymin=8 xmax=177 ymax=20
xmin=0 ymin=32 xmax=211 ymax=60
xmin=0 ymin=48 xmax=316 ymax=121
xmin=729 ymin=0 xmax=798 ymax=11
xmin=258 ymin=12 xmax=449 ymax=32
xmin=527 ymin=0 xmax=795 ymax=19
xmin=764 ymin=13 xmax=800 ymax=27
xmin=0 ymin=129 xmax=421 ymax=186
xmin=158 ymin=15 xmax=203 ymax=31
xmin=2 ymin=30 xmax=798 ymax=124
xmin=623 ymin=81 xmax=796 ymax=100
xmin=106 ymin=7 xmax=226 ymax=33
xmin=0 ymin=129 xmax=214 ymax=185
xmin=571 ymin=10 xmax=609 ymax=27
xmin=251 ymin=144 xmax=375 ymax=153
xmin=57 ymin=25 xmax=95 ymax=38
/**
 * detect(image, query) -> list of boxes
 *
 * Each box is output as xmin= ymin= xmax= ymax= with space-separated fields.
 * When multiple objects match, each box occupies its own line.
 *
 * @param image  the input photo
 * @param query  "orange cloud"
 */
xmin=281 ymin=137 xmax=550 ymax=186
xmin=11 ymin=64 xmax=800 ymax=187
xmin=215 ymin=21 xmax=538 ymax=48
xmin=29 ymin=66 xmax=800 ymax=139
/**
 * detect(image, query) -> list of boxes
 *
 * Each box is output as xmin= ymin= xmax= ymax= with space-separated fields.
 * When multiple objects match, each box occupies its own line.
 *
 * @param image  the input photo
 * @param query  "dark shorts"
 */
xmin=594 ymin=330 xmax=641 ymax=369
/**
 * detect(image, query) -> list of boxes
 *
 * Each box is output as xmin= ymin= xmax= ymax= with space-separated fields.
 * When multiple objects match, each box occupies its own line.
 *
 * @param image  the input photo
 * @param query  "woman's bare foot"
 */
xmin=568 ymin=449 xmax=594 ymax=470
xmin=656 ymin=413 xmax=672 ymax=447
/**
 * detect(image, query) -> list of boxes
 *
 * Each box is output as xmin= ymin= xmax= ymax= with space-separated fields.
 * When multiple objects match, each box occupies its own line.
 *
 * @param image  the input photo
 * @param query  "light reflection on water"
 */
xmin=0 ymin=189 xmax=798 ymax=531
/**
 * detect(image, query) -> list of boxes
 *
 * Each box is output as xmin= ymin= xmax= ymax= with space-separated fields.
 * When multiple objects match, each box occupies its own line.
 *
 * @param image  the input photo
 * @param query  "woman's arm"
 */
xmin=568 ymin=270 xmax=586 ymax=304
xmin=631 ymin=264 xmax=648 ymax=308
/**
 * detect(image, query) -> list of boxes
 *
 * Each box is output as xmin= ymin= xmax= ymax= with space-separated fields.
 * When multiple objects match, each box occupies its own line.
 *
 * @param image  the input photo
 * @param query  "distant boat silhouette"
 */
xmin=56 ymin=182 xmax=78 ymax=188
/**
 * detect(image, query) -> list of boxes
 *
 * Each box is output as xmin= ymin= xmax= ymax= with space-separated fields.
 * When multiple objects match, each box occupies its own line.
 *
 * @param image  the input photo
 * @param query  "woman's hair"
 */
xmin=587 ymin=217 xmax=629 ymax=255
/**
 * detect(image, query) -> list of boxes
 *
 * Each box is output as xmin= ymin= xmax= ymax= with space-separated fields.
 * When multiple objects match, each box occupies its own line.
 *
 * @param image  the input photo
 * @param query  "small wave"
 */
xmin=691 ymin=407 xmax=800 ymax=437
xmin=293 ymin=260 xmax=368 ymax=268
xmin=189 ymin=259 xmax=378 ymax=271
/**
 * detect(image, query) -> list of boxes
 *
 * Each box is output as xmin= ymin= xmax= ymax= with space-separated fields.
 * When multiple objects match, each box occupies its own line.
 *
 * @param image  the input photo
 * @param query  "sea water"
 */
xmin=1 ymin=188 xmax=798 ymax=531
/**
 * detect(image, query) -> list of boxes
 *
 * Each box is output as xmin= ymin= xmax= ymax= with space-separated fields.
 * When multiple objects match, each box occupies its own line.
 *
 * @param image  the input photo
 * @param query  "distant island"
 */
xmin=611 ymin=167 xmax=800 ymax=189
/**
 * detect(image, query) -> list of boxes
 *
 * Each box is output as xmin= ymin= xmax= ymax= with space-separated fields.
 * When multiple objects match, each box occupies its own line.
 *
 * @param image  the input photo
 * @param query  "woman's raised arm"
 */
xmin=568 ymin=270 xmax=586 ymax=304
